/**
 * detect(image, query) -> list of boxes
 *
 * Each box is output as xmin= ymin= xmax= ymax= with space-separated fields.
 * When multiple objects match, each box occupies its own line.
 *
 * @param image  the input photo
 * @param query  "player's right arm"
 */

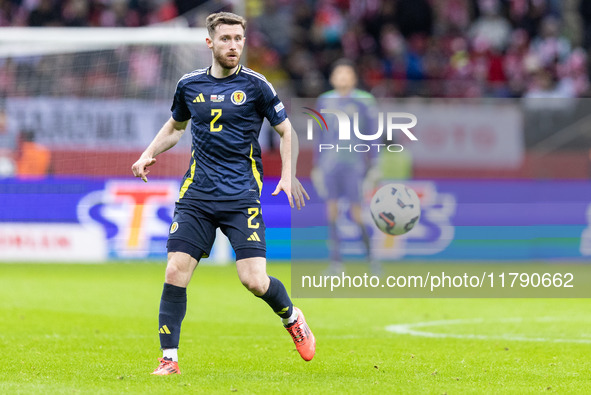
xmin=131 ymin=117 xmax=188 ymax=182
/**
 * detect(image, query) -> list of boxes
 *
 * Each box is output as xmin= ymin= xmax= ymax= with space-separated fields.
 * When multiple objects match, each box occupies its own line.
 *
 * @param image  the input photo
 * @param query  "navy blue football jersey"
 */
xmin=171 ymin=65 xmax=287 ymax=200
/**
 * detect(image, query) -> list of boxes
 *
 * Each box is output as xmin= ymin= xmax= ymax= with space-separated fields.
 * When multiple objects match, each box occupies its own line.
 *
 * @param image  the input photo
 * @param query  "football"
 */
xmin=370 ymin=183 xmax=421 ymax=236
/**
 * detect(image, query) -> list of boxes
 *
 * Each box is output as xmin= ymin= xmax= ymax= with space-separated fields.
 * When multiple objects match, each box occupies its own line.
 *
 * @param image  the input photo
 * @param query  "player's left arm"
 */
xmin=272 ymin=118 xmax=310 ymax=210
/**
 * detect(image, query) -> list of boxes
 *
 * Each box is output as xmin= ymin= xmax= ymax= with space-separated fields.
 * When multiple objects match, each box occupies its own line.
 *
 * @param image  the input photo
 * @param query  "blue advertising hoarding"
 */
xmin=1 ymin=177 xmax=590 ymax=262
xmin=294 ymin=179 xmax=591 ymax=262
xmin=0 ymin=177 xmax=291 ymax=261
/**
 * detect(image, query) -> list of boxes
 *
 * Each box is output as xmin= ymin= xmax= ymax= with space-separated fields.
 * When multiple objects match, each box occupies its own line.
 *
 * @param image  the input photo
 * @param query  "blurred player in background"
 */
xmin=132 ymin=12 xmax=314 ymax=375
xmin=311 ymin=59 xmax=380 ymax=275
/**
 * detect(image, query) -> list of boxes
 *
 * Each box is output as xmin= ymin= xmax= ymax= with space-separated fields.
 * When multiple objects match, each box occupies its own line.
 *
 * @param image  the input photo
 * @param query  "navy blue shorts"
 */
xmin=166 ymin=195 xmax=266 ymax=261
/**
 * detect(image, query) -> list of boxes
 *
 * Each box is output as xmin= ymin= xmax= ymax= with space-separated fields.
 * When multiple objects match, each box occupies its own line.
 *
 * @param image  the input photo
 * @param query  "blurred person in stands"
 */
xmin=580 ymin=0 xmax=591 ymax=52
xmin=62 ymin=0 xmax=90 ymax=27
xmin=0 ymin=108 xmax=17 ymax=177
xmin=529 ymin=15 xmax=571 ymax=68
xmin=16 ymin=129 xmax=51 ymax=178
xmin=469 ymin=0 xmax=511 ymax=52
xmin=28 ymin=0 xmax=62 ymax=26
xmin=311 ymin=59 xmax=380 ymax=275
xmin=394 ymin=0 xmax=433 ymax=39
xmin=503 ymin=29 xmax=531 ymax=97
xmin=524 ymin=66 xmax=575 ymax=99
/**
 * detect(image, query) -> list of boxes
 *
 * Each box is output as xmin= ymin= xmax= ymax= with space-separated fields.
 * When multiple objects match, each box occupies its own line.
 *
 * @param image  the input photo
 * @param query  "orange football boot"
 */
xmin=285 ymin=307 xmax=316 ymax=361
xmin=151 ymin=357 xmax=181 ymax=375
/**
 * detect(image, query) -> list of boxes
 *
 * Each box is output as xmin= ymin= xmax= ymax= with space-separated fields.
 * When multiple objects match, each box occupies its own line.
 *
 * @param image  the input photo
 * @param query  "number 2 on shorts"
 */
xmin=247 ymin=207 xmax=259 ymax=229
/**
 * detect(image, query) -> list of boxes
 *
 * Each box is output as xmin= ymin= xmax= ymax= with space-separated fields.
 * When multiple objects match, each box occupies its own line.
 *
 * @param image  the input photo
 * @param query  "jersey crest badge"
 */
xmin=231 ymin=90 xmax=246 ymax=105
xmin=170 ymin=222 xmax=179 ymax=234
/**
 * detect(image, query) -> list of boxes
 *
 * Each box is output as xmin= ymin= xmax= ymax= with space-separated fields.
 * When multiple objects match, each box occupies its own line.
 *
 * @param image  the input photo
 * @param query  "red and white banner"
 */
xmin=402 ymin=102 xmax=523 ymax=168
xmin=0 ymin=223 xmax=106 ymax=262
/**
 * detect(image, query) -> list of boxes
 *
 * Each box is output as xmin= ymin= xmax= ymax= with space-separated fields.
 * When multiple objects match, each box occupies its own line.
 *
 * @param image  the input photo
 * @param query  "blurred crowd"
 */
xmin=0 ymin=0 xmax=589 ymax=99
xmin=0 ymin=46 xmax=193 ymax=98
xmin=0 ymin=0 xmax=206 ymax=27
xmin=248 ymin=0 xmax=591 ymax=98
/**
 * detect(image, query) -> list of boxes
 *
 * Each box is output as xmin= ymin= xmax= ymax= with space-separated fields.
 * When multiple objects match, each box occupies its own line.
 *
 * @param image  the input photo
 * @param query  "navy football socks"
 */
xmin=258 ymin=276 xmax=293 ymax=319
xmin=158 ymin=283 xmax=187 ymax=349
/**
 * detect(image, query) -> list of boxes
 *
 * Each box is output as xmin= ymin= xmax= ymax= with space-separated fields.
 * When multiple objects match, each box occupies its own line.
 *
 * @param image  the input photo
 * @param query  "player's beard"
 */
xmin=213 ymin=48 xmax=241 ymax=70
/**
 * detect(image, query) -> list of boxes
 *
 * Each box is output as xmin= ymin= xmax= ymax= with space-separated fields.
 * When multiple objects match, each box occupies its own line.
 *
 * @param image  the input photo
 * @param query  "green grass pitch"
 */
xmin=1 ymin=262 xmax=590 ymax=394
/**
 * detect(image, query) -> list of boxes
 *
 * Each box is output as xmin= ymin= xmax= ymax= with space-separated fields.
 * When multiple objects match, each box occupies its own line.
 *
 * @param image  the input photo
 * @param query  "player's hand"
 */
xmin=131 ymin=156 xmax=156 ymax=182
xmin=272 ymin=177 xmax=310 ymax=210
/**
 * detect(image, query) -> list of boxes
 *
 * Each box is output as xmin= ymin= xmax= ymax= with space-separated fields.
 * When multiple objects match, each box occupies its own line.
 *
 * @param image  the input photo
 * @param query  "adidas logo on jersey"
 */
xmin=193 ymin=93 xmax=205 ymax=103
xmin=247 ymin=232 xmax=261 ymax=242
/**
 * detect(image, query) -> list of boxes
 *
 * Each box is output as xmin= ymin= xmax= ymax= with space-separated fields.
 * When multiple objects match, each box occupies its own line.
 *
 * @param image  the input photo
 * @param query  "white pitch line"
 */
xmin=385 ymin=318 xmax=591 ymax=344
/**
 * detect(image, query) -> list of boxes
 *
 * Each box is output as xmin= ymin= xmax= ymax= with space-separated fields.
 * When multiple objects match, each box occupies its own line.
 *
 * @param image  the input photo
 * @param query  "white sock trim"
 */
xmin=162 ymin=348 xmax=178 ymax=362
xmin=282 ymin=309 xmax=298 ymax=326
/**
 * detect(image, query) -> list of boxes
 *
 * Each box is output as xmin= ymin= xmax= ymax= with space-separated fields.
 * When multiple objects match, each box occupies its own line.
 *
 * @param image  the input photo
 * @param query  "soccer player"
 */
xmin=131 ymin=12 xmax=314 ymax=375
xmin=312 ymin=59 xmax=379 ymax=274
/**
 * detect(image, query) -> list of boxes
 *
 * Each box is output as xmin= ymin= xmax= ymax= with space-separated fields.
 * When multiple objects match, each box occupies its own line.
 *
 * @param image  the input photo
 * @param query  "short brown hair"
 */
xmin=331 ymin=58 xmax=356 ymax=74
xmin=206 ymin=12 xmax=246 ymax=37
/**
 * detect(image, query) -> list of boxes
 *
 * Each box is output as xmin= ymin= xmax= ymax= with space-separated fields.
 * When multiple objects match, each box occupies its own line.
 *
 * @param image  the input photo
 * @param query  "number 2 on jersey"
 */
xmin=210 ymin=109 xmax=222 ymax=132
xmin=247 ymin=208 xmax=260 ymax=229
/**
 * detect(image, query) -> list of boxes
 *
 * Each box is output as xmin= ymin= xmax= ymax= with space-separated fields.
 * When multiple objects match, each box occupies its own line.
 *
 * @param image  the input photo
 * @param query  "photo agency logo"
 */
xmin=303 ymin=106 xmax=418 ymax=152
